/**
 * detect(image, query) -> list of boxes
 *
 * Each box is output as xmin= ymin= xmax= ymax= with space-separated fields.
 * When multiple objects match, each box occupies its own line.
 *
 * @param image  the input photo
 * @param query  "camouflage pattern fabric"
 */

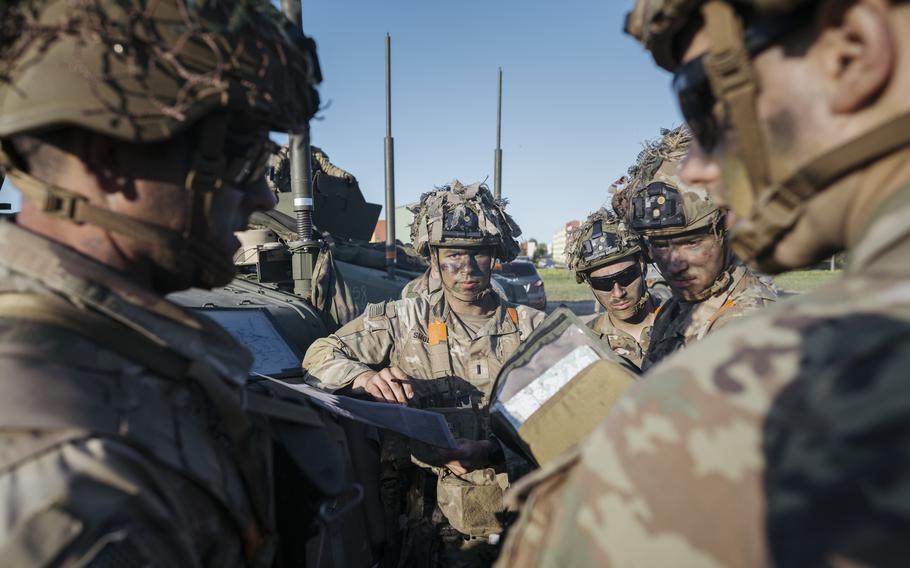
xmin=583 ymin=310 xmax=657 ymax=369
xmin=401 ymin=268 xmax=442 ymax=300
xmin=642 ymin=262 xmax=777 ymax=370
xmin=304 ymin=291 xmax=543 ymax=408
xmin=304 ymin=291 xmax=543 ymax=566
xmin=496 ymin=185 xmax=910 ymax=568
xmin=0 ymin=221 xmax=263 ymax=567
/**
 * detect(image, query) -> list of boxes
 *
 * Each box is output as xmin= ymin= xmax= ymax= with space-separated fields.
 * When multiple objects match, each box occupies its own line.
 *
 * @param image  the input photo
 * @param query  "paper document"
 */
xmin=256 ymin=374 xmax=457 ymax=450
xmin=496 ymin=344 xmax=601 ymax=429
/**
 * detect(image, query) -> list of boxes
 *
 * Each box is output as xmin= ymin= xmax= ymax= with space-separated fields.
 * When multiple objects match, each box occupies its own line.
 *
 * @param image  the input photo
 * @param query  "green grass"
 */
xmin=540 ymin=268 xmax=595 ymax=301
xmin=773 ymin=269 xmax=842 ymax=291
xmin=541 ymin=267 xmax=842 ymax=301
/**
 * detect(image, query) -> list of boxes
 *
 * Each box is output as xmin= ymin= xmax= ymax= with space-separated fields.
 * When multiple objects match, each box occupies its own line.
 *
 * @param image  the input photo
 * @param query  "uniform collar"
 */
xmin=849 ymin=182 xmax=910 ymax=274
xmin=433 ymin=289 xmax=518 ymax=337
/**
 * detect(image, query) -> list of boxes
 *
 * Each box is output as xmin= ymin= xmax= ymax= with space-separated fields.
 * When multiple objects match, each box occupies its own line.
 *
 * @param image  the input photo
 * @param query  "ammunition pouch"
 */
xmin=491 ymin=308 xmax=639 ymax=467
xmin=436 ymin=468 xmax=508 ymax=538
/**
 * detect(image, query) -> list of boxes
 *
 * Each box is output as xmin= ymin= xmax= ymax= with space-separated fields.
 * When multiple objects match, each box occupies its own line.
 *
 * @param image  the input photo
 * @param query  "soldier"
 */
xmin=498 ymin=0 xmax=910 ymax=566
xmin=304 ymin=180 xmax=544 ymax=567
xmin=628 ymin=126 xmax=777 ymax=370
xmin=566 ymin=208 xmax=659 ymax=368
xmin=0 ymin=1 xmax=321 ymax=566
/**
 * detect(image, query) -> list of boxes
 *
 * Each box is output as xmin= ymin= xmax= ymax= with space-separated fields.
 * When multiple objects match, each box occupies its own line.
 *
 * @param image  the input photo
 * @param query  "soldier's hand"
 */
xmin=352 ymin=367 xmax=414 ymax=404
xmin=443 ymin=439 xmax=495 ymax=475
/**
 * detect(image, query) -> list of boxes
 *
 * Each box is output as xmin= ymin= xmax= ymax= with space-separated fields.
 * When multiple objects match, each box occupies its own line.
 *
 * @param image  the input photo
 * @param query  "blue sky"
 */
xmin=1 ymin=0 xmax=683 ymax=245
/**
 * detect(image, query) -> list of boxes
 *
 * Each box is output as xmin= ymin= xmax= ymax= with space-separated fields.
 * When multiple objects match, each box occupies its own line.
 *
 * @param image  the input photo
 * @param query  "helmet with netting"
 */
xmin=409 ymin=180 xmax=521 ymax=261
xmin=627 ymin=126 xmax=722 ymax=238
xmin=567 ymin=209 xmax=642 ymax=284
xmin=0 ymin=0 xmax=321 ymax=288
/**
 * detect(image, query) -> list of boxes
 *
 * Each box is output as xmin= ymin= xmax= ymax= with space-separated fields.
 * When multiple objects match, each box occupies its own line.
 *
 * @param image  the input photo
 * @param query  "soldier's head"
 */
xmin=410 ymin=181 xmax=521 ymax=303
xmin=0 ymin=0 xmax=321 ymax=292
xmin=627 ymin=127 xmax=729 ymax=302
xmin=626 ymin=0 xmax=910 ymax=273
xmin=568 ymin=209 xmax=648 ymax=321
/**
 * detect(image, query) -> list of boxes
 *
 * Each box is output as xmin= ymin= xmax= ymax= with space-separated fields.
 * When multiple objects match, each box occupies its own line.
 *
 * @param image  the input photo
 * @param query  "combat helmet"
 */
xmin=0 ymin=0 xmax=321 ymax=287
xmin=627 ymin=126 xmax=723 ymax=238
xmin=410 ymin=180 xmax=521 ymax=262
xmin=567 ymin=209 xmax=642 ymax=284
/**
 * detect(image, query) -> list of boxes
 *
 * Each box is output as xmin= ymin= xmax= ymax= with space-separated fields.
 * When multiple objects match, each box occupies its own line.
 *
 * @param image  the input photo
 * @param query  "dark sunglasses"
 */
xmin=587 ymin=263 xmax=642 ymax=292
xmin=671 ymin=5 xmax=814 ymax=151
xmin=222 ymin=131 xmax=279 ymax=187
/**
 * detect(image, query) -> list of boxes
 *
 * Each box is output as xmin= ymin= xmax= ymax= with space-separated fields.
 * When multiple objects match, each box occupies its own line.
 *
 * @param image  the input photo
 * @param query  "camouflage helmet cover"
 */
xmin=566 ymin=209 xmax=642 ymax=284
xmin=627 ymin=126 xmax=722 ymax=237
xmin=624 ymin=0 xmax=812 ymax=70
xmin=409 ymin=180 xmax=521 ymax=262
xmin=0 ymin=0 xmax=321 ymax=142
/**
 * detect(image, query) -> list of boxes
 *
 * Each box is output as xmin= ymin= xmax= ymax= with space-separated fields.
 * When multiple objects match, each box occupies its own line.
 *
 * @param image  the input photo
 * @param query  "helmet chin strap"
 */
xmin=732 ymin=110 xmax=910 ymax=272
xmin=0 ymin=113 xmax=237 ymax=289
xmin=701 ymin=2 xmax=910 ymax=272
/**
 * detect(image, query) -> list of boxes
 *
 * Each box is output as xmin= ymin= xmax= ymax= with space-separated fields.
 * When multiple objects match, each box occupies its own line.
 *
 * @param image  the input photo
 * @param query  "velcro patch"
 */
xmin=367 ymin=302 xmax=386 ymax=319
xmin=428 ymin=320 xmax=448 ymax=346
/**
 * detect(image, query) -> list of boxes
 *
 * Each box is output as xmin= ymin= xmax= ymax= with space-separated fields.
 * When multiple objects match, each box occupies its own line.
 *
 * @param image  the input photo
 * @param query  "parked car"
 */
xmin=493 ymin=259 xmax=547 ymax=310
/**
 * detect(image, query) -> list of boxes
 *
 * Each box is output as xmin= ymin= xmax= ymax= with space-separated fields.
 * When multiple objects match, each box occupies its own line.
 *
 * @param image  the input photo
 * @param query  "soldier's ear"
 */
xmin=819 ymin=0 xmax=895 ymax=114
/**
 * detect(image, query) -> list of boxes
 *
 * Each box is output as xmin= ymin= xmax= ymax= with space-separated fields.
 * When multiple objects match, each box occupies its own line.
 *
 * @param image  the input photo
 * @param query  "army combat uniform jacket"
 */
xmin=584 ymin=304 xmax=658 ymax=369
xmin=304 ymin=291 xmax=544 ymax=403
xmin=305 ymin=291 xmax=543 ymax=566
xmin=641 ymin=262 xmax=777 ymax=370
xmin=496 ymin=183 xmax=910 ymax=567
xmin=0 ymin=221 xmax=271 ymax=567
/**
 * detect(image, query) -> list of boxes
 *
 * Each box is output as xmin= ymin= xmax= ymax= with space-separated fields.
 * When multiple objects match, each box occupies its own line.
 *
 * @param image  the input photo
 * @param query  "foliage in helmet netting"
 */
xmin=0 ymin=0 xmax=321 ymax=143
xmin=625 ymin=126 xmax=723 ymax=237
xmin=409 ymin=180 xmax=522 ymax=262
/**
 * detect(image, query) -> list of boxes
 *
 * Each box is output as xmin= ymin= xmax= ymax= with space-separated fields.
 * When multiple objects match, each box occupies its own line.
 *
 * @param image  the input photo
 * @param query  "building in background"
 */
xmin=525 ymin=239 xmax=538 ymax=260
xmin=370 ymin=203 xmax=417 ymax=244
xmin=395 ymin=204 xmax=414 ymax=243
xmin=551 ymin=220 xmax=580 ymax=266
xmin=370 ymin=219 xmax=387 ymax=243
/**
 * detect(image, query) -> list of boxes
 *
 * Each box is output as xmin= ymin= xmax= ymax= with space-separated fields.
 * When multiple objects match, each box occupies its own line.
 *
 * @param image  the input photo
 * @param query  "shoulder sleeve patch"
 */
xmin=367 ymin=302 xmax=386 ymax=319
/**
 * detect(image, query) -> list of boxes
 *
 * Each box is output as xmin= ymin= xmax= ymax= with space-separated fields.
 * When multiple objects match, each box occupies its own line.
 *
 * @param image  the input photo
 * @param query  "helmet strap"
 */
xmin=689 ymin=263 xmax=735 ymax=303
xmin=732 ymin=110 xmax=910 ymax=270
xmin=702 ymin=0 xmax=771 ymax=201
xmin=182 ymin=112 xmax=233 ymax=288
xmin=702 ymin=2 xmax=910 ymax=271
xmin=0 ymin=112 xmax=237 ymax=289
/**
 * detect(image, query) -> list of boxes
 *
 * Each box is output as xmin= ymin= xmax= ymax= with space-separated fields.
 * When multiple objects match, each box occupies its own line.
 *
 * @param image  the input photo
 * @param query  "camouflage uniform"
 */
xmin=0 ymin=221 xmax=267 ymax=566
xmin=642 ymin=261 xmax=777 ymax=369
xmin=0 ymin=1 xmax=322 ymax=565
xmin=401 ymin=268 xmax=440 ymax=299
xmin=306 ymin=181 xmax=543 ymax=567
xmin=584 ymin=309 xmax=657 ymax=368
xmin=499 ymin=1 xmax=910 ymax=566
xmin=567 ymin=209 xmax=659 ymax=369
xmin=624 ymin=128 xmax=777 ymax=370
